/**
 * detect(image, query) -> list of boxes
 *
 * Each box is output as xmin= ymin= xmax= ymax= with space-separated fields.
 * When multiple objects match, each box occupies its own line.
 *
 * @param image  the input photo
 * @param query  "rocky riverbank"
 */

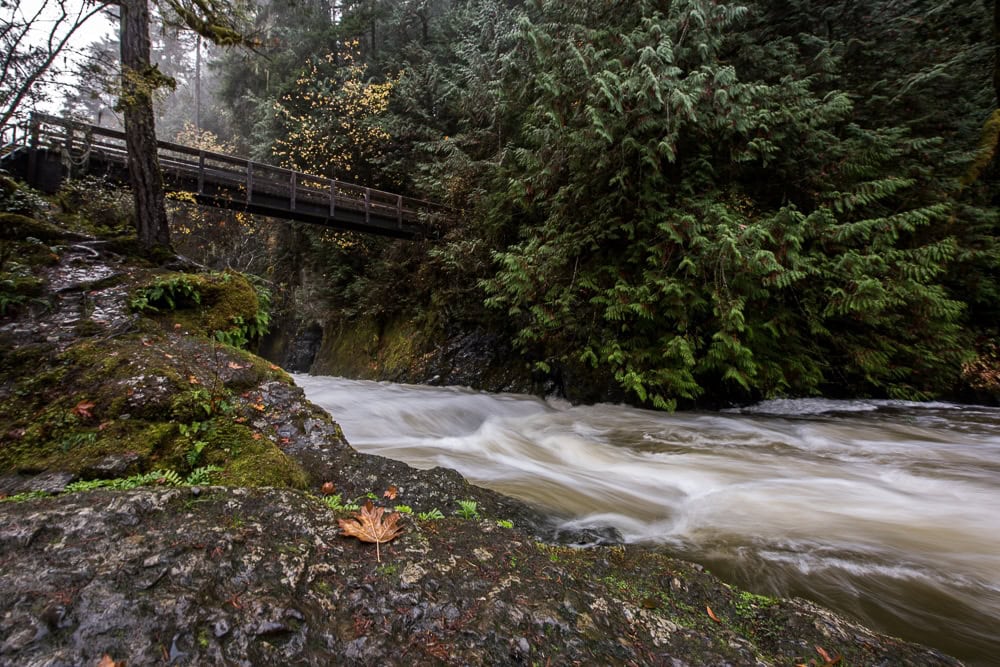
xmin=0 ymin=211 xmax=963 ymax=665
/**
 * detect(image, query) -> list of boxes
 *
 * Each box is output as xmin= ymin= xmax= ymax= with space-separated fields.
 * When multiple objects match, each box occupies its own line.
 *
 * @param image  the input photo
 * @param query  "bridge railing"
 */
xmin=22 ymin=113 xmax=449 ymax=231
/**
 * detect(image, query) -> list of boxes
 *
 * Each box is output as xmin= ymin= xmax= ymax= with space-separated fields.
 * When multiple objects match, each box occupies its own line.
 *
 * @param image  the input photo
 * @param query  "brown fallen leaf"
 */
xmin=269 ymin=364 xmax=281 ymax=371
xmin=338 ymin=501 xmax=404 ymax=562
xmin=163 ymin=353 xmax=174 ymax=359
xmin=321 ymin=481 xmax=336 ymax=495
xmin=251 ymin=403 xmax=266 ymax=412
xmin=251 ymin=433 xmax=262 ymax=440
xmin=188 ymin=375 xmax=200 ymax=385
xmin=706 ymin=605 xmax=721 ymax=623
xmin=383 ymin=485 xmax=398 ymax=500
xmin=815 ymin=646 xmax=842 ymax=665
xmin=72 ymin=400 xmax=95 ymax=420
xmin=227 ymin=361 xmax=247 ymax=370
xmin=96 ymin=654 xmax=124 ymax=667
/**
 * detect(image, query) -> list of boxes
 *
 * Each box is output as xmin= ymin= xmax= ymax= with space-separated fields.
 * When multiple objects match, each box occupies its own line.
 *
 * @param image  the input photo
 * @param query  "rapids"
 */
xmin=295 ymin=375 xmax=1000 ymax=665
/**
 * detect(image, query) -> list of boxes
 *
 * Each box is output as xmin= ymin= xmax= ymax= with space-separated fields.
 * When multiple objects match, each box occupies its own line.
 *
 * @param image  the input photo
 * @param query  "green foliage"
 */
xmin=319 ymin=493 xmax=361 ymax=512
xmin=0 ymin=185 xmax=47 ymax=217
xmin=496 ymin=518 xmax=514 ymax=529
xmin=471 ymin=0 xmax=978 ymax=405
xmin=3 ymin=466 xmax=224 ymax=501
xmin=393 ymin=504 xmax=413 ymax=514
xmin=0 ymin=490 xmax=50 ymax=503
xmin=454 ymin=499 xmax=480 ymax=520
xmin=417 ymin=508 xmax=445 ymax=521
xmin=64 ymin=468 xmax=184 ymax=493
xmin=210 ymin=0 xmax=998 ymax=406
xmin=179 ymin=420 xmax=213 ymax=466
xmin=185 ymin=465 xmax=223 ymax=485
xmin=131 ymin=275 xmax=203 ymax=313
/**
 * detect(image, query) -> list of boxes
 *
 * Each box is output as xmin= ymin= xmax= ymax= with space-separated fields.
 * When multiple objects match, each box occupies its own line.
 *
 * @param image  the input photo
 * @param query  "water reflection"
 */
xmin=295 ymin=375 xmax=1000 ymax=665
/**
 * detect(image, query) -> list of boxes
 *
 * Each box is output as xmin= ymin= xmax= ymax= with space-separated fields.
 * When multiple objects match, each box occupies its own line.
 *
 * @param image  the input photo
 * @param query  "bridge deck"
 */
xmin=1 ymin=114 xmax=446 ymax=239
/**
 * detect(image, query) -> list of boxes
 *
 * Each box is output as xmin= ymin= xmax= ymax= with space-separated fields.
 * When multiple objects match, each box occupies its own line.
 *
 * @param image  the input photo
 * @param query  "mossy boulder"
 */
xmin=0 ymin=212 xmax=79 ymax=242
xmin=131 ymin=271 xmax=263 ymax=343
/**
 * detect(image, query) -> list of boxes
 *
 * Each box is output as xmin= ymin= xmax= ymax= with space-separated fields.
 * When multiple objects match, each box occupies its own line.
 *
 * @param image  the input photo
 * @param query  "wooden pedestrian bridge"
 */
xmin=0 ymin=113 xmax=447 ymax=239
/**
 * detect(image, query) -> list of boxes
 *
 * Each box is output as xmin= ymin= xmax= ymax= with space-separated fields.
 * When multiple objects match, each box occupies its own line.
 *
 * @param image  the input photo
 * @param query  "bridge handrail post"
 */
xmin=198 ymin=150 xmax=205 ymax=194
xmin=29 ymin=112 xmax=40 ymax=148
xmin=365 ymin=187 xmax=371 ymax=225
xmin=329 ymin=178 xmax=337 ymax=218
xmin=246 ymin=161 xmax=254 ymax=204
xmin=397 ymin=194 xmax=403 ymax=228
xmin=290 ymin=171 xmax=297 ymax=211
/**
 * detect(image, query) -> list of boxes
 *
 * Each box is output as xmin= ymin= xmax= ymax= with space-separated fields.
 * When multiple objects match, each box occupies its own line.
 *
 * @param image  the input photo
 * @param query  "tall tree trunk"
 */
xmin=994 ymin=0 xmax=1000 ymax=105
xmin=120 ymin=0 xmax=172 ymax=251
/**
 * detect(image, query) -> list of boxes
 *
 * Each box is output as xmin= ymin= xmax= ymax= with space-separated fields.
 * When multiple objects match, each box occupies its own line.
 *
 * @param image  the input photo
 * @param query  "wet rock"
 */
xmin=81 ymin=452 xmax=143 ymax=480
xmin=0 ymin=488 xmax=964 ymax=666
xmin=0 ymin=471 xmax=75 ymax=496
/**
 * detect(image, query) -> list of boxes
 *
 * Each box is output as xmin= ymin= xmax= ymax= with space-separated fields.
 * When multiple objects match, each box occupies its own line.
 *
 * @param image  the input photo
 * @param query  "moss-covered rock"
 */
xmin=131 ymin=271 xmax=263 ymax=344
xmin=0 ymin=212 xmax=78 ymax=242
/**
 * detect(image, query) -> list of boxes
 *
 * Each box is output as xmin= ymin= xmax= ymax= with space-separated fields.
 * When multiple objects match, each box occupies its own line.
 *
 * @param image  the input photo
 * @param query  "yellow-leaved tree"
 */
xmin=272 ymin=41 xmax=395 ymax=181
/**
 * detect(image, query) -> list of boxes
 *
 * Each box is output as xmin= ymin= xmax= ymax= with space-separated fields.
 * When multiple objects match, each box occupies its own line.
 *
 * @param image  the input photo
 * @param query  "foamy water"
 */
xmin=295 ymin=375 xmax=1000 ymax=665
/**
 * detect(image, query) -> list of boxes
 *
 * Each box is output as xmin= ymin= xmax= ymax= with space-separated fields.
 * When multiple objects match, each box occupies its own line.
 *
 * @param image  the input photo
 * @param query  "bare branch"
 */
xmin=0 ymin=0 xmax=113 ymax=127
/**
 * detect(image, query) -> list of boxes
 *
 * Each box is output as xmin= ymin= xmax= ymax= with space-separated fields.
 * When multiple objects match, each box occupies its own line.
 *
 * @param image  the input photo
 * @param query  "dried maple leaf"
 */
xmin=188 ymin=375 xmax=200 ymax=385
xmin=383 ymin=485 xmax=398 ymax=500
xmin=706 ymin=605 xmax=721 ymax=623
xmin=815 ymin=646 xmax=842 ymax=665
xmin=227 ymin=361 xmax=248 ymax=370
xmin=72 ymin=400 xmax=95 ymax=419
xmin=338 ymin=501 xmax=404 ymax=562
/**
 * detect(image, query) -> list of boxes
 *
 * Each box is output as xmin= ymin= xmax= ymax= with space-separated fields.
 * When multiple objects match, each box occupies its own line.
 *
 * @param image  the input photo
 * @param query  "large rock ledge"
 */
xmin=0 ymin=487 xmax=961 ymax=666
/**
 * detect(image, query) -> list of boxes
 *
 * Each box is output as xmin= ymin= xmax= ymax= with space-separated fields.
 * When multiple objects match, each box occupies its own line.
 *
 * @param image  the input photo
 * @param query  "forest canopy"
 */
xmin=17 ymin=0 xmax=1000 ymax=407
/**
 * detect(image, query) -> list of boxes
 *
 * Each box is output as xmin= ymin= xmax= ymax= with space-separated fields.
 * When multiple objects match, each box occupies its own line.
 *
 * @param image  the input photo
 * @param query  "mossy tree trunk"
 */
xmin=119 ymin=0 xmax=172 ymax=252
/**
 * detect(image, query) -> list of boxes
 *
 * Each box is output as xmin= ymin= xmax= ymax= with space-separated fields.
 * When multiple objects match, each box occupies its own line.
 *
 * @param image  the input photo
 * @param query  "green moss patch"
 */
xmin=130 ymin=271 xmax=267 ymax=346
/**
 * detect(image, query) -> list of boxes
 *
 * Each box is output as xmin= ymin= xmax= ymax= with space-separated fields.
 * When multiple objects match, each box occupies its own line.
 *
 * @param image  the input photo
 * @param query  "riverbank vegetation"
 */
xmin=204 ymin=0 xmax=999 ymax=407
xmin=13 ymin=0 xmax=1000 ymax=408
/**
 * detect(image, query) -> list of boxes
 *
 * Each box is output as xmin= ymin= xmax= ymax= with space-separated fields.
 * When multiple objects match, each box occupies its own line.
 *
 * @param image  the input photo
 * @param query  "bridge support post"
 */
xmin=246 ymin=162 xmax=253 ymax=204
xmin=290 ymin=172 xmax=297 ymax=211
xmin=397 ymin=194 xmax=403 ymax=229
xmin=329 ymin=178 xmax=337 ymax=218
xmin=365 ymin=188 xmax=371 ymax=225
xmin=198 ymin=150 xmax=205 ymax=194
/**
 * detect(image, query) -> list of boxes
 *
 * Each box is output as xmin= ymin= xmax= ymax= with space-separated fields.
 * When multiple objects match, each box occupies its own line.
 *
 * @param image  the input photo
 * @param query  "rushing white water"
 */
xmin=295 ymin=375 xmax=1000 ymax=665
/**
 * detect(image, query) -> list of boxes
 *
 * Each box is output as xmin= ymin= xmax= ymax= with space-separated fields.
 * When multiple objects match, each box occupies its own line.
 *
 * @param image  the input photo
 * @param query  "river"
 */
xmin=294 ymin=374 xmax=1000 ymax=665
